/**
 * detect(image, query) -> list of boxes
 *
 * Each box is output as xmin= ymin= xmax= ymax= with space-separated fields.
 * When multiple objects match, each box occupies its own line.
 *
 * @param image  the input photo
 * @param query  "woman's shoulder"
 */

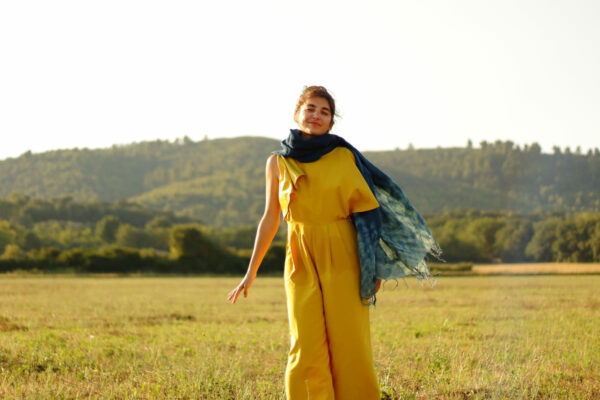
xmin=330 ymin=146 xmax=355 ymax=161
xmin=266 ymin=154 xmax=279 ymax=175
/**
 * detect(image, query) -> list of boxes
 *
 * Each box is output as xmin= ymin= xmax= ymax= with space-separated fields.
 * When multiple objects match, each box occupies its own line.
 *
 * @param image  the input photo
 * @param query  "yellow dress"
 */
xmin=277 ymin=147 xmax=381 ymax=400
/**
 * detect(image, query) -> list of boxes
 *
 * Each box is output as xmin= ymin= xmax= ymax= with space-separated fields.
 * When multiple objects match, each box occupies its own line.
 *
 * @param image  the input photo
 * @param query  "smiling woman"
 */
xmin=228 ymin=85 xmax=438 ymax=400
xmin=293 ymin=86 xmax=336 ymax=136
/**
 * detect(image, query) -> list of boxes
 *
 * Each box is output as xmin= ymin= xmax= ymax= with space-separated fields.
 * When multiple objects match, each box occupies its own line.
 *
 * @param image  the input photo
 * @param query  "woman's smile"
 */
xmin=296 ymin=96 xmax=332 ymax=136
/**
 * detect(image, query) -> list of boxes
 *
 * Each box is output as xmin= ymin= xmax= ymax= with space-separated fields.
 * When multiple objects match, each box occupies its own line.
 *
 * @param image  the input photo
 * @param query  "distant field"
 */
xmin=0 ymin=275 xmax=599 ymax=399
xmin=473 ymin=263 xmax=600 ymax=274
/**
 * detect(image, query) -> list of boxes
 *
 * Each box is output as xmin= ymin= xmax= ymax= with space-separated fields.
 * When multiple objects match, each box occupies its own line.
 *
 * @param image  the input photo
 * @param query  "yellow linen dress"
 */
xmin=277 ymin=147 xmax=381 ymax=400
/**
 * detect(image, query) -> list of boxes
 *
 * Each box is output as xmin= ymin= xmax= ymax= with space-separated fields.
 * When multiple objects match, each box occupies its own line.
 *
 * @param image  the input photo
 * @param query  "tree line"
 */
xmin=1 ymin=137 xmax=599 ymax=227
xmin=1 ymin=196 xmax=598 ymax=274
xmin=427 ymin=209 xmax=600 ymax=263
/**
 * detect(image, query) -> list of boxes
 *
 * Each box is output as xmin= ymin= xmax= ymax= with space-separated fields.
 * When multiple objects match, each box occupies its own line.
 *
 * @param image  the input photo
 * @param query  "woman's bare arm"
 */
xmin=228 ymin=154 xmax=281 ymax=304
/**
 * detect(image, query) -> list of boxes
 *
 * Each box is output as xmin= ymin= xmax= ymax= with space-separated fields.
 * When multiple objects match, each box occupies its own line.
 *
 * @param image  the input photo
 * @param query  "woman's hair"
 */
xmin=294 ymin=86 xmax=337 ymax=129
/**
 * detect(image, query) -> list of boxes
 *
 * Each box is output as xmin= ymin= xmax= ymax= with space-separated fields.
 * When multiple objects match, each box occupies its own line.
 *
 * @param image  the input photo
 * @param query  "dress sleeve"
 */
xmin=339 ymin=148 xmax=380 ymax=214
xmin=277 ymin=155 xmax=305 ymax=221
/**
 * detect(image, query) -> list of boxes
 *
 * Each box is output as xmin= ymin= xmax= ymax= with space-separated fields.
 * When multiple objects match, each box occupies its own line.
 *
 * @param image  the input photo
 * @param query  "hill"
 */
xmin=1 ymin=137 xmax=599 ymax=226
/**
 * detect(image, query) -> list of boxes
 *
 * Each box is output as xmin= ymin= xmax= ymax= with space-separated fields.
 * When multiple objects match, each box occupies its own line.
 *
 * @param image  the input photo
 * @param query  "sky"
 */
xmin=1 ymin=0 xmax=599 ymax=160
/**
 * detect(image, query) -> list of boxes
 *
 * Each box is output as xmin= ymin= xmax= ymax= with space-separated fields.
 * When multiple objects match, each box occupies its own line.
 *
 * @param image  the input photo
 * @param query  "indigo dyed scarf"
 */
xmin=274 ymin=129 xmax=441 ymax=304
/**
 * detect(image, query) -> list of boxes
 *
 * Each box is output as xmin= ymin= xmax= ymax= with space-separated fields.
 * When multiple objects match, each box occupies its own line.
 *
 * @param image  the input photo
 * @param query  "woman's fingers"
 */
xmin=230 ymin=289 xmax=240 ymax=304
xmin=227 ymin=288 xmax=237 ymax=302
xmin=227 ymin=290 xmax=235 ymax=302
xmin=235 ymin=286 xmax=244 ymax=303
xmin=228 ymin=274 xmax=256 ymax=304
xmin=228 ymin=281 xmax=250 ymax=304
xmin=227 ymin=286 xmax=239 ymax=303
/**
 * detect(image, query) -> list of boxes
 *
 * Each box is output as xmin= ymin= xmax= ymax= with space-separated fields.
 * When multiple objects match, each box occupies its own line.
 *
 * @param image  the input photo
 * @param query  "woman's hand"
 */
xmin=228 ymin=273 xmax=256 ymax=304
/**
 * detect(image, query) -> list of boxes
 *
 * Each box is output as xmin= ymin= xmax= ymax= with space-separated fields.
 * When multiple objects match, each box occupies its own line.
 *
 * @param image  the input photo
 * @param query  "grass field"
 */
xmin=0 ymin=275 xmax=599 ymax=399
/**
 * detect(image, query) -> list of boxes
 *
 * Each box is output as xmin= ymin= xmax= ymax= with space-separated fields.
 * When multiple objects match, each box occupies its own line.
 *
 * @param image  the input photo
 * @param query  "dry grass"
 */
xmin=473 ymin=263 xmax=600 ymax=274
xmin=0 ymin=275 xmax=598 ymax=399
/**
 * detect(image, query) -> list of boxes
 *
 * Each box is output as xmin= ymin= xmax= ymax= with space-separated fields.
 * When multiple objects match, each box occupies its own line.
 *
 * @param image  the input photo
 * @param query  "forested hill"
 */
xmin=1 ymin=137 xmax=599 ymax=226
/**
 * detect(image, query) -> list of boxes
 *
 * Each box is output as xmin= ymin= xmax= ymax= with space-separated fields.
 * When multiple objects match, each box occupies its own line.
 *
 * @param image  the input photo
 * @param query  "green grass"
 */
xmin=0 ymin=275 xmax=598 ymax=399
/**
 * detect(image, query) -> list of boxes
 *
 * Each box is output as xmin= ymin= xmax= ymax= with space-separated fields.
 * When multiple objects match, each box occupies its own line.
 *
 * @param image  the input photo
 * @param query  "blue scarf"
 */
xmin=274 ymin=129 xmax=440 ymax=304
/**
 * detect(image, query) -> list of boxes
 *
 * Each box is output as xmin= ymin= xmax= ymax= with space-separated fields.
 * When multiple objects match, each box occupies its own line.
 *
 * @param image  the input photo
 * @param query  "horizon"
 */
xmin=2 ymin=133 xmax=598 ymax=162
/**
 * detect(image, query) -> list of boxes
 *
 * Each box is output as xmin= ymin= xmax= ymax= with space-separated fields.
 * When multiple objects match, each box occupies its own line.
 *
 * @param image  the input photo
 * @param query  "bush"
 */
xmin=115 ymin=224 xmax=155 ymax=248
xmin=168 ymin=226 xmax=242 ymax=273
xmin=1 ymin=244 xmax=25 ymax=260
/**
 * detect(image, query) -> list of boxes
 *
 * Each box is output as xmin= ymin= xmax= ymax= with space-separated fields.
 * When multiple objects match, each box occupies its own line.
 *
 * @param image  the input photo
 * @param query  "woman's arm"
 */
xmin=228 ymin=154 xmax=281 ymax=304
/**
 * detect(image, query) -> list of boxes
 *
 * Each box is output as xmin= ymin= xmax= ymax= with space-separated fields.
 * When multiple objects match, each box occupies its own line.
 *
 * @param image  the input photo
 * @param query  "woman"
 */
xmin=228 ymin=86 xmax=438 ymax=400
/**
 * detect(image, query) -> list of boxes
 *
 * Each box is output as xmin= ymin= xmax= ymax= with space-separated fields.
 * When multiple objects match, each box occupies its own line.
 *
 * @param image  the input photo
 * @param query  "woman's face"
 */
xmin=296 ymin=97 xmax=333 ymax=136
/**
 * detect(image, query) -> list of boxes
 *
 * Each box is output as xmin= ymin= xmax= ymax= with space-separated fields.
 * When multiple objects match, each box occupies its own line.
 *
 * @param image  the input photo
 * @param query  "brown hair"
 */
xmin=293 ymin=86 xmax=337 ymax=129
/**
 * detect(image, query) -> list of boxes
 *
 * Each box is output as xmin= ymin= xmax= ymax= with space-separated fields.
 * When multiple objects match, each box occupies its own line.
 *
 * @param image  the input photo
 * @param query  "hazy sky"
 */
xmin=1 ymin=0 xmax=599 ymax=160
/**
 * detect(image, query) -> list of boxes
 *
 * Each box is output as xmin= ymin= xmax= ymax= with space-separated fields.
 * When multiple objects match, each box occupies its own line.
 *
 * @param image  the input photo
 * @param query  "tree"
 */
xmin=526 ymin=218 xmax=561 ymax=261
xmin=553 ymin=146 xmax=562 ymax=155
xmin=115 ymin=224 xmax=154 ymax=248
xmin=591 ymin=222 xmax=600 ymax=262
xmin=529 ymin=142 xmax=542 ymax=154
xmin=465 ymin=217 xmax=504 ymax=262
xmin=169 ymin=226 xmax=213 ymax=259
xmin=0 ymin=220 xmax=16 ymax=252
xmin=145 ymin=216 xmax=172 ymax=230
xmin=95 ymin=216 xmax=120 ymax=243
xmin=430 ymin=218 xmax=480 ymax=262
xmin=169 ymin=225 xmax=234 ymax=271
xmin=495 ymin=219 xmax=534 ymax=262
xmin=19 ymin=231 xmax=42 ymax=251
xmin=1 ymin=244 xmax=25 ymax=260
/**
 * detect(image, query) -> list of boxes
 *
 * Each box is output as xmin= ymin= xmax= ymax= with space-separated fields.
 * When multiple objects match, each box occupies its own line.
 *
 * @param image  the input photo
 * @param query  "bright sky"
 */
xmin=1 ymin=0 xmax=599 ymax=160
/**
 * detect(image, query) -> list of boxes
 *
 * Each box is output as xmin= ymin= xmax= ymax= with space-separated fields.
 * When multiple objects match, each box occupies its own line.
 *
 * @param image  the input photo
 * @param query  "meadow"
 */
xmin=0 ymin=274 xmax=598 ymax=399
